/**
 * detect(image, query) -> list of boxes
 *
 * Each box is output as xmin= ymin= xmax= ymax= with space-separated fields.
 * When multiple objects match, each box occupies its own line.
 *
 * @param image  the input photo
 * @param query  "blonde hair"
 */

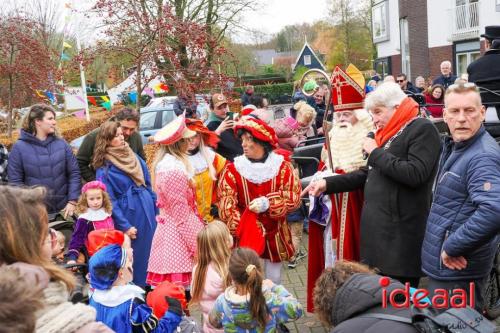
xmin=75 ymin=188 xmax=113 ymax=215
xmin=151 ymin=140 xmax=192 ymax=189
xmin=294 ymin=101 xmax=316 ymax=124
xmin=195 ymin=135 xmax=217 ymax=181
xmin=0 ymin=186 xmax=75 ymax=290
xmin=191 ymin=220 xmax=232 ymax=304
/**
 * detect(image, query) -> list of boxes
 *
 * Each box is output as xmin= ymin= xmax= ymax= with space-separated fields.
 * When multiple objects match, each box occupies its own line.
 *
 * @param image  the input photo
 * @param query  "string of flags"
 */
xmin=35 ymin=90 xmax=113 ymax=110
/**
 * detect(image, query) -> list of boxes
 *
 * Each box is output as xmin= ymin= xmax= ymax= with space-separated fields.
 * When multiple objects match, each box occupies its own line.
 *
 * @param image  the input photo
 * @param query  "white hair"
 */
xmin=364 ymin=82 xmax=407 ymax=111
xmin=440 ymin=60 xmax=451 ymax=68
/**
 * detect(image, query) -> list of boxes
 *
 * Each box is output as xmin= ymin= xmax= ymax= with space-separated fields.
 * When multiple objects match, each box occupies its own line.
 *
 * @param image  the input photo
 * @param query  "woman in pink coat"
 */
xmin=147 ymin=115 xmax=205 ymax=288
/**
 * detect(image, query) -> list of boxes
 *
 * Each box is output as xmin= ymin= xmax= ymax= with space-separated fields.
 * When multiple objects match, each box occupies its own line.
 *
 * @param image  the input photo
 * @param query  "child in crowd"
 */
xmin=89 ymin=244 xmax=183 ymax=332
xmin=66 ymin=180 xmax=114 ymax=264
xmin=52 ymin=230 xmax=66 ymax=262
xmin=209 ymin=248 xmax=303 ymax=332
xmin=190 ymin=221 xmax=232 ymax=332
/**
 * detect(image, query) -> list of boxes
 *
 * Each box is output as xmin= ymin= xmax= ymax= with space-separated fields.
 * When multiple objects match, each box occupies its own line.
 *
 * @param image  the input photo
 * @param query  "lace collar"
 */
xmin=79 ymin=208 xmax=110 ymax=222
xmin=234 ymin=152 xmax=284 ymax=184
xmin=91 ymin=284 xmax=144 ymax=307
xmin=156 ymin=153 xmax=194 ymax=179
xmin=188 ymin=149 xmax=216 ymax=175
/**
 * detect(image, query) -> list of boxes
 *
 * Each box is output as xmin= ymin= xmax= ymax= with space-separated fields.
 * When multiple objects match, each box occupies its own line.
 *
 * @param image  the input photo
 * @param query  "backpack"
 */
xmin=359 ymin=306 xmax=495 ymax=333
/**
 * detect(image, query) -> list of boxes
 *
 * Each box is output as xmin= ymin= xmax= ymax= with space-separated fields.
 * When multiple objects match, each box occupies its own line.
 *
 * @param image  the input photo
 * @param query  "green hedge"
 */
xmin=234 ymin=82 xmax=294 ymax=104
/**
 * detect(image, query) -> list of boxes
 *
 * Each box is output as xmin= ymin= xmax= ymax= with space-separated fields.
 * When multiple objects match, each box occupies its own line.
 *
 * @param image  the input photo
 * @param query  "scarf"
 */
xmin=105 ymin=143 xmax=145 ymax=186
xmin=375 ymin=97 xmax=418 ymax=147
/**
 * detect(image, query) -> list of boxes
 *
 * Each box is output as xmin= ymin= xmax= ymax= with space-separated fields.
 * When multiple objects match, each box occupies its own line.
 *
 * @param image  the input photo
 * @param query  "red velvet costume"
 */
xmin=217 ymin=117 xmax=302 ymax=262
xmin=307 ymin=65 xmax=372 ymax=312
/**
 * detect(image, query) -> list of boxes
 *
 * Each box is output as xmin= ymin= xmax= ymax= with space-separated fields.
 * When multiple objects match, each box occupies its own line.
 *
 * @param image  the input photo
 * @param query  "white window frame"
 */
xmin=304 ymin=55 xmax=311 ymax=66
xmin=400 ymin=18 xmax=411 ymax=79
xmin=455 ymin=50 xmax=480 ymax=77
xmin=372 ymin=0 xmax=390 ymax=43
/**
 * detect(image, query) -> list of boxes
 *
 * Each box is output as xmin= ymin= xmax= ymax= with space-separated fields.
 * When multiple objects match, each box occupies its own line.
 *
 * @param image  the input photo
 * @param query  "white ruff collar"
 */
xmin=78 ymin=208 xmax=110 ymax=221
xmin=156 ymin=153 xmax=194 ymax=179
xmin=234 ymin=152 xmax=284 ymax=184
xmin=188 ymin=149 xmax=216 ymax=175
xmin=91 ymin=284 xmax=144 ymax=307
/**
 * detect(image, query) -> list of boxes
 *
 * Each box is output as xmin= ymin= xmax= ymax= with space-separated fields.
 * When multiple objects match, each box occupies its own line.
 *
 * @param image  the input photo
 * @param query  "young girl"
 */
xmin=190 ymin=221 xmax=232 ymax=333
xmin=209 ymin=248 xmax=303 ymax=332
xmin=66 ymin=180 xmax=114 ymax=264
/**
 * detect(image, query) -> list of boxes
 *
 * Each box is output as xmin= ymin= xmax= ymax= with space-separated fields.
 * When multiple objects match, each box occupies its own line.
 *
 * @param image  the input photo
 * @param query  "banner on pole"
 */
xmin=64 ymin=87 xmax=87 ymax=111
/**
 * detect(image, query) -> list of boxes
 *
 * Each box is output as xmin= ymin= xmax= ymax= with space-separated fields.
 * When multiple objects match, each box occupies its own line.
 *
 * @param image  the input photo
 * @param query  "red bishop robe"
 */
xmin=306 ymin=168 xmax=363 ymax=312
xmin=217 ymin=154 xmax=301 ymax=262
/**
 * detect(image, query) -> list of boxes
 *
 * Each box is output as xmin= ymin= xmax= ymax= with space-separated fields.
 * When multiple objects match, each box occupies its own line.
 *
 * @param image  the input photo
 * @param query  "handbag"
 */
xmin=235 ymin=209 xmax=266 ymax=255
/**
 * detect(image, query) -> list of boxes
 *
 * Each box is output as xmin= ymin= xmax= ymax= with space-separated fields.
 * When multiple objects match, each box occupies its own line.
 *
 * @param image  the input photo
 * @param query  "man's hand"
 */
xmin=441 ymin=250 xmax=467 ymax=270
xmin=301 ymin=179 xmax=327 ymax=197
xmin=126 ymin=227 xmax=138 ymax=240
xmin=362 ymin=137 xmax=378 ymax=156
xmin=62 ymin=202 xmax=76 ymax=219
xmin=215 ymin=117 xmax=235 ymax=135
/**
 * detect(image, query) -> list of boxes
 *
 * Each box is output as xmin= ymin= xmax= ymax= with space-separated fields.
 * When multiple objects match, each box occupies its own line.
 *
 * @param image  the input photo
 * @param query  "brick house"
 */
xmin=372 ymin=0 xmax=500 ymax=81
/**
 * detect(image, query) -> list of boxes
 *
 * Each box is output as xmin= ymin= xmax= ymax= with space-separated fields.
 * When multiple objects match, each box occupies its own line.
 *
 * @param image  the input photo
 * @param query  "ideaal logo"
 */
xmin=379 ymin=276 xmax=475 ymax=309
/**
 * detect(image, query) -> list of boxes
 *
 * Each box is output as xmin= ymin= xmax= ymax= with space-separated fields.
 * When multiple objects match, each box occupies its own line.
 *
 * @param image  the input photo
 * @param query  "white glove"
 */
xmin=248 ymin=196 xmax=270 ymax=213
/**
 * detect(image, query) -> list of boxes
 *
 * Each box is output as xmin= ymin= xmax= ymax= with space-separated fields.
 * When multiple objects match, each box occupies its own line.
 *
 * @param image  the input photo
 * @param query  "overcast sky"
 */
xmin=231 ymin=0 xmax=330 ymax=44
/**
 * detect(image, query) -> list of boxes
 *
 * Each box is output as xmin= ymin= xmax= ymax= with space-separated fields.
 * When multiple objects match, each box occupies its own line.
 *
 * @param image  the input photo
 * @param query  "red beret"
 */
xmin=86 ymin=230 xmax=125 ymax=257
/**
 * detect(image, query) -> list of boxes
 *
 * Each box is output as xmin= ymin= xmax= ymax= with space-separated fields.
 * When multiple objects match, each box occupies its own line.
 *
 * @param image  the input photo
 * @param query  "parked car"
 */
xmin=70 ymin=103 xmax=177 ymax=150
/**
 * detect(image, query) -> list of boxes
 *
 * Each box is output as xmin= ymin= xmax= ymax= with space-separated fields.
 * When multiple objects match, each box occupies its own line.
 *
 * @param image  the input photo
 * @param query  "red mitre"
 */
xmin=330 ymin=65 xmax=365 ymax=112
xmin=234 ymin=116 xmax=278 ymax=148
xmin=86 ymin=230 xmax=125 ymax=257
xmin=154 ymin=114 xmax=196 ymax=145
xmin=185 ymin=118 xmax=220 ymax=149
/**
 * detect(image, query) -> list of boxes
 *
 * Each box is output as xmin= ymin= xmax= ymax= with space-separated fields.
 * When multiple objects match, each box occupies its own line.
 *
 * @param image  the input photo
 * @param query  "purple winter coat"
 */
xmin=8 ymin=129 xmax=81 ymax=214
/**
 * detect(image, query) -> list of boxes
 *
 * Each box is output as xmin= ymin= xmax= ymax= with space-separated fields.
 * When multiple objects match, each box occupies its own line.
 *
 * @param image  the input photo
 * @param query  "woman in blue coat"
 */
xmin=93 ymin=120 xmax=157 ymax=287
xmin=8 ymin=104 xmax=80 ymax=216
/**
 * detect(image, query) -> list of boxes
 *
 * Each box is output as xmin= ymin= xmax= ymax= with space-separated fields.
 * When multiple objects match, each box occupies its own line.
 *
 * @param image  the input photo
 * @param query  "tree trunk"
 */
xmin=7 ymin=73 xmax=13 ymax=138
xmin=135 ymin=58 xmax=142 ymax=112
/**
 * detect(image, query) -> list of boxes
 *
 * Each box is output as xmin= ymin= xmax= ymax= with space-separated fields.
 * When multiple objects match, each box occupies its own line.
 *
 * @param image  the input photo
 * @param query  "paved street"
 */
xmin=189 ymin=233 xmax=328 ymax=332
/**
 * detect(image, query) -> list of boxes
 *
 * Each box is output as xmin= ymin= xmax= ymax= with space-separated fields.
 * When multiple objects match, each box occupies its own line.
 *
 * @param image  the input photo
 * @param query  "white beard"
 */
xmin=322 ymin=110 xmax=374 ymax=173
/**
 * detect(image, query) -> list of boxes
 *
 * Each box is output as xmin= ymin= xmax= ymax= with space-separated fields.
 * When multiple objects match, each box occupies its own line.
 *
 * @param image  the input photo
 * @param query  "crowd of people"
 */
xmin=0 ymin=25 xmax=499 ymax=333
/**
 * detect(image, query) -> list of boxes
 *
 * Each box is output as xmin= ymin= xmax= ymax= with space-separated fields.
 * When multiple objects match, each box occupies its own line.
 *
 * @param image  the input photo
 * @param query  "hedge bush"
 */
xmin=234 ymin=82 xmax=294 ymax=104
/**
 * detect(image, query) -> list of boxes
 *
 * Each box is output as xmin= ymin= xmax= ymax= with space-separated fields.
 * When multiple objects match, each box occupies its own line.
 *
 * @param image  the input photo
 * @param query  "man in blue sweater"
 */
xmin=421 ymin=82 xmax=500 ymax=311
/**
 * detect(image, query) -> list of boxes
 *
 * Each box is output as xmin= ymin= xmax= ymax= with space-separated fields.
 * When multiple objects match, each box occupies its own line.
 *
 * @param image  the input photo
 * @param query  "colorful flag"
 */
xmin=63 ymin=42 xmax=72 ymax=49
xmin=35 ymin=90 xmax=46 ymax=98
xmin=61 ymin=52 xmax=70 ymax=61
xmin=87 ymin=96 xmax=97 ymax=106
xmin=101 ymin=101 xmax=112 ymax=111
xmin=45 ymin=91 xmax=56 ymax=104
xmin=101 ymin=96 xmax=109 ymax=102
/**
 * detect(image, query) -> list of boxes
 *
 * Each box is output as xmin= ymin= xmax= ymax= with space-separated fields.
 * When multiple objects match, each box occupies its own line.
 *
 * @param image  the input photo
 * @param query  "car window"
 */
xmin=140 ymin=112 xmax=158 ymax=130
xmin=162 ymin=111 xmax=176 ymax=126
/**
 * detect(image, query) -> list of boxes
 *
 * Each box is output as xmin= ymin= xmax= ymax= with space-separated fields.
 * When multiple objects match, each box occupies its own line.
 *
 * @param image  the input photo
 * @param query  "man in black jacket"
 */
xmin=303 ymin=82 xmax=441 ymax=287
xmin=206 ymin=93 xmax=243 ymax=161
xmin=433 ymin=61 xmax=458 ymax=89
xmin=467 ymin=25 xmax=500 ymax=111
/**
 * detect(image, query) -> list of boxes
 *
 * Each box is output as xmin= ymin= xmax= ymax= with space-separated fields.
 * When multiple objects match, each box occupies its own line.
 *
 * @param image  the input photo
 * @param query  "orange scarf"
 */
xmin=375 ymin=97 xmax=418 ymax=147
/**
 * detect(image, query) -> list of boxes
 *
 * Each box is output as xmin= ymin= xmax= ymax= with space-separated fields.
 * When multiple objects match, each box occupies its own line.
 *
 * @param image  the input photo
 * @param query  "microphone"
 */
xmin=363 ymin=132 xmax=375 ymax=160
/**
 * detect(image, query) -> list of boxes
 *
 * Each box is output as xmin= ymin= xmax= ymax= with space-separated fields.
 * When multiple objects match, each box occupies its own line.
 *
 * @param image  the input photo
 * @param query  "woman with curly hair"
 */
xmin=314 ymin=261 xmax=417 ymax=333
xmin=93 ymin=120 xmax=158 ymax=287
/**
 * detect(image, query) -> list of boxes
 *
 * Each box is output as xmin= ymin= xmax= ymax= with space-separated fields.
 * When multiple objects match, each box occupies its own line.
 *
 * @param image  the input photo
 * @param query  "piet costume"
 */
xmin=147 ymin=115 xmax=205 ymax=288
xmin=307 ymin=65 xmax=373 ymax=312
xmin=89 ymin=244 xmax=182 ymax=333
xmin=217 ymin=117 xmax=301 ymax=262
xmin=185 ymin=118 xmax=227 ymax=222
xmin=67 ymin=181 xmax=114 ymax=261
